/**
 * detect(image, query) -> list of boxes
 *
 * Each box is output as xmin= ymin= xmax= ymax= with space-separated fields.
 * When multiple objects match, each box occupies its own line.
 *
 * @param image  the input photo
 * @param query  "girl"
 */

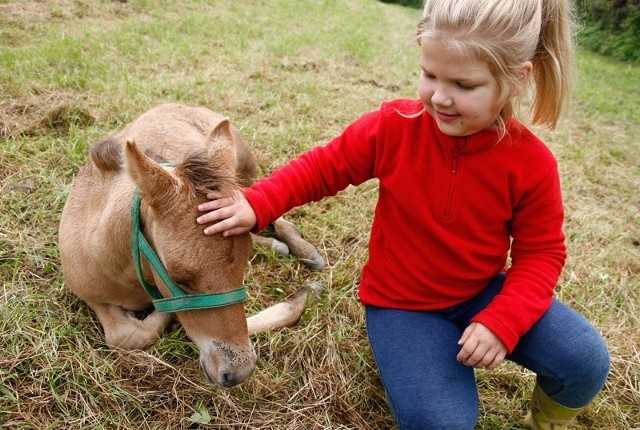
xmin=196 ymin=0 xmax=610 ymax=428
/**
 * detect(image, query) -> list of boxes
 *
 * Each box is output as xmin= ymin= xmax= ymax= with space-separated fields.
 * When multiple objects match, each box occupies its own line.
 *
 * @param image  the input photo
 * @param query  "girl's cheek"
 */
xmin=418 ymin=84 xmax=431 ymax=105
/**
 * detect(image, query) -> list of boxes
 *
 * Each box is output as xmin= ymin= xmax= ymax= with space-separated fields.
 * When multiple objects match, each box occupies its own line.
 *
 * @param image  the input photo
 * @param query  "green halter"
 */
xmin=130 ymin=189 xmax=246 ymax=313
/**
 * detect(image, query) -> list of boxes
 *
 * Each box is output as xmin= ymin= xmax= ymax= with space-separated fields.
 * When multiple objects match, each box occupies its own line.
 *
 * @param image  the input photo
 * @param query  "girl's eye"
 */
xmin=457 ymin=82 xmax=476 ymax=91
xmin=422 ymin=71 xmax=435 ymax=80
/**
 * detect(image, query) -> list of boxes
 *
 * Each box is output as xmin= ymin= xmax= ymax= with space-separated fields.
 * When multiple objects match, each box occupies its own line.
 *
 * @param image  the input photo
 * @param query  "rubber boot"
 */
xmin=522 ymin=384 xmax=583 ymax=430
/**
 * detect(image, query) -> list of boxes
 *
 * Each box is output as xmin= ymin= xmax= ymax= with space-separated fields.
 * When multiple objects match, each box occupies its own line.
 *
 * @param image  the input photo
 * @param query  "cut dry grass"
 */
xmin=1 ymin=1 xmax=638 ymax=429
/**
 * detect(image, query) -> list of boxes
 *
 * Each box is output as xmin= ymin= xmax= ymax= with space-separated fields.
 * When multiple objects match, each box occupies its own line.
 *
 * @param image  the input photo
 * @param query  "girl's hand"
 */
xmin=196 ymin=190 xmax=257 ymax=236
xmin=456 ymin=322 xmax=507 ymax=370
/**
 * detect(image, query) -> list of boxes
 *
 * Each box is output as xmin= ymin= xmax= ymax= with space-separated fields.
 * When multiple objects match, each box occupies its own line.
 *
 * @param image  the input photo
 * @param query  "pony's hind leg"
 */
xmin=246 ymin=281 xmax=323 ymax=335
xmin=87 ymin=302 xmax=173 ymax=350
xmin=272 ymin=217 xmax=326 ymax=271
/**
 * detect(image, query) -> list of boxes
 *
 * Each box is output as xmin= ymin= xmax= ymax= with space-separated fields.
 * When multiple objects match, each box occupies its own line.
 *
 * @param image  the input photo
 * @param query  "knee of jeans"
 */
xmin=582 ymin=337 xmax=611 ymax=388
xmin=551 ymin=333 xmax=611 ymax=407
xmin=392 ymin=403 xmax=477 ymax=430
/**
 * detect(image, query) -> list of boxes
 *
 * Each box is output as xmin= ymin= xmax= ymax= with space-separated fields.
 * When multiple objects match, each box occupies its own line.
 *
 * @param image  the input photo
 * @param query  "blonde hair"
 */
xmin=416 ymin=0 xmax=576 ymax=130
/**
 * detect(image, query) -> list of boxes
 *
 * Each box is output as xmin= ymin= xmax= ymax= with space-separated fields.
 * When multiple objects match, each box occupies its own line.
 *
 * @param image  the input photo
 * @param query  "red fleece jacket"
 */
xmin=244 ymin=99 xmax=566 ymax=352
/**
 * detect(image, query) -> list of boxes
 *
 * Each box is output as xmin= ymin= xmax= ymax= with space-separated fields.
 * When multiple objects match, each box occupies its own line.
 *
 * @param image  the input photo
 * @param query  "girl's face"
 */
xmin=418 ymin=39 xmax=502 ymax=137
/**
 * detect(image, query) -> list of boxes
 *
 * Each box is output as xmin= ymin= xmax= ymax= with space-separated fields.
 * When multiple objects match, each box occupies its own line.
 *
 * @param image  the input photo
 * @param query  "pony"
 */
xmin=58 ymin=103 xmax=324 ymax=387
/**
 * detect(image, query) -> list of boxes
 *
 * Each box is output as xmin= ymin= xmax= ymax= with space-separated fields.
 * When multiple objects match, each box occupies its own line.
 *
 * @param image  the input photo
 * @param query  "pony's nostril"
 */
xmin=220 ymin=372 xmax=239 ymax=388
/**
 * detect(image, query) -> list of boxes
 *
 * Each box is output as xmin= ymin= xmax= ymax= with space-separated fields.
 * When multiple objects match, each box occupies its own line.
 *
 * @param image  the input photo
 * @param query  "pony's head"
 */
xmin=124 ymin=118 xmax=255 ymax=387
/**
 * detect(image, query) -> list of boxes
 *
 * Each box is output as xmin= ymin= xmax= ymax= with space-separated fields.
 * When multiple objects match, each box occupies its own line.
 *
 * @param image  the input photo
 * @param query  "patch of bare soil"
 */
xmin=0 ymin=0 xmax=128 ymax=22
xmin=0 ymin=2 xmax=51 ymax=22
xmin=0 ymin=96 xmax=95 ymax=138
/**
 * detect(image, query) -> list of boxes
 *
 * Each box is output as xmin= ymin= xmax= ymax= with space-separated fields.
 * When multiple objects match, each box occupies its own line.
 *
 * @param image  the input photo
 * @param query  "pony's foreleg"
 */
xmin=272 ymin=217 xmax=326 ymax=271
xmin=246 ymin=282 xmax=323 ymax=335
xmin=251 ymin=234 xmax=290 ymax=257
xmin=87 ymin=302 xmax=173 ymax=350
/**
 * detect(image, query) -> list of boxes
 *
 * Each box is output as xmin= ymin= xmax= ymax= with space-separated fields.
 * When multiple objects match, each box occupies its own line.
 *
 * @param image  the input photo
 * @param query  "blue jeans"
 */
xmin=365 ymin=273 xmax=610 ymax=430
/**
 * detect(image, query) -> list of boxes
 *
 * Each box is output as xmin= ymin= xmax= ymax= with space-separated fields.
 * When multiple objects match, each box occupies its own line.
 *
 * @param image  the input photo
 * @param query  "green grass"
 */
xmin=1 ymin=1 xmax=639 ymax=429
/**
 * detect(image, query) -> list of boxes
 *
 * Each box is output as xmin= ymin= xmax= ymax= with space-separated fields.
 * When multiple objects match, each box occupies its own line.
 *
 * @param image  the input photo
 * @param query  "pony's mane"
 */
xmin=177 ymin=150 xmax=239 ymax=196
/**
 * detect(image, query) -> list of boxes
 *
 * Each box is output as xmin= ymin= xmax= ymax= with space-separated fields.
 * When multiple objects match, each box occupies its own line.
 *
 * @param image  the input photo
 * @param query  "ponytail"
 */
xmin=531 ymin=0 xmax=576 ymax=128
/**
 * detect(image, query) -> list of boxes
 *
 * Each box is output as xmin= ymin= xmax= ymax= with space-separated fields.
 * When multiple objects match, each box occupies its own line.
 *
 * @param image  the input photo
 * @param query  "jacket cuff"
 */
xmin=470 ymin=313 xmax=519 ymax=354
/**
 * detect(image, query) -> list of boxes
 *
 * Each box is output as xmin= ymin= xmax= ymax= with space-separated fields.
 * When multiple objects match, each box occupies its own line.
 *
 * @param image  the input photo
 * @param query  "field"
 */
xmin=1 ymin=0 xmax=638 ymax=428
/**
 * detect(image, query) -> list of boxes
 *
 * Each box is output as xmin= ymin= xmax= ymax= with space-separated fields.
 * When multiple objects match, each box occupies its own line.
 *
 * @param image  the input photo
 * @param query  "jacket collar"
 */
xmin=426 ymin=111 xmax=520 ymax=155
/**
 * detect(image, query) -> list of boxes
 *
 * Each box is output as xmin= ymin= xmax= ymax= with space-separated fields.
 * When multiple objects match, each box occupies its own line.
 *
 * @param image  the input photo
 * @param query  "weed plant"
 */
xmin=0 ymin=1 xmax=638 ymax=429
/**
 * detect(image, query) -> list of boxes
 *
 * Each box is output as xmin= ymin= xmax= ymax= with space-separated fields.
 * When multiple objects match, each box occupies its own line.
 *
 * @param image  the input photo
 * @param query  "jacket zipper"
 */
xmin=441 ymin=138 xmax=465 ymax=220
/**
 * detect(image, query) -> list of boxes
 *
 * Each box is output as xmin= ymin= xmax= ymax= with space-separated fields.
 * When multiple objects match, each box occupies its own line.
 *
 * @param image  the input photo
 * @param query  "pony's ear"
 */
xmin=124 ymin=138 xmax=178 ymax=204
xmin=206 ymin=118 xmax=236 ymax=174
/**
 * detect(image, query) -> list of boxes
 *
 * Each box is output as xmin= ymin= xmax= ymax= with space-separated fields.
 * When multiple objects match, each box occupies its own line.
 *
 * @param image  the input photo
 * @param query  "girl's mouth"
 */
xmin=436 ymin=111 xmax=459 ymax=122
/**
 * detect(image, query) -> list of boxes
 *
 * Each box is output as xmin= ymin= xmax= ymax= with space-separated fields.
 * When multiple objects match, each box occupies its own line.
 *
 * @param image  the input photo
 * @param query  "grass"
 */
xmin=0 ymin=0 xmax=638 ymax=429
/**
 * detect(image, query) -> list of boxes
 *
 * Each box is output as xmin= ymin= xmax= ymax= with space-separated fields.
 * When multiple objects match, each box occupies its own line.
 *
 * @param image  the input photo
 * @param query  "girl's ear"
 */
xmin=514 ymin=61 xmax=534 ymax=95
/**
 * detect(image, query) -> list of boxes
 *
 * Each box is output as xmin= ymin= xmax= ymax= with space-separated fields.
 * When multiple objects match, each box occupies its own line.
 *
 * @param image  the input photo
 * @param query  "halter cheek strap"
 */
xmin=130 ymin=190 xmax=246 ymax=313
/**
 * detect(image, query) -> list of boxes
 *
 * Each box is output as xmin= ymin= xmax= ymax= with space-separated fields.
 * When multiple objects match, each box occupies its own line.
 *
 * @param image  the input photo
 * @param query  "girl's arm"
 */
xmin=472 ymin=157 xmax=566 ymax=352
xmin=197 ymin=109 xmax=382 ymax=235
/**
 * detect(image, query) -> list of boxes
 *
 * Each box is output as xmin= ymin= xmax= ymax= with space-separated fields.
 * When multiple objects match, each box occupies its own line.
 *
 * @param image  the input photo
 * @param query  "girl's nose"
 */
xmin=431 ymin=89 xmax=453 ymax=107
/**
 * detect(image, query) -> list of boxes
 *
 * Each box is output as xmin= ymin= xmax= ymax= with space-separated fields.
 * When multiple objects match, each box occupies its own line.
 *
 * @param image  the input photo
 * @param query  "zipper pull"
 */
xmin=451 ymin=137 xmax=466 ymax=174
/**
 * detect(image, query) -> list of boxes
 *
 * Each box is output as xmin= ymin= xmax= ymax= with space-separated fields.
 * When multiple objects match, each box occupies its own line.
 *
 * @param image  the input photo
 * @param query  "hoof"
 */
xmin=308 ymin=281 xmax=324 ymax=298
xmin=271 ymin=239 xmax=290 ymax=257
xmin=302 ymin=251 xmax=326 ymax=271
xmin=290 ymin=281 xmax=324 ymax=307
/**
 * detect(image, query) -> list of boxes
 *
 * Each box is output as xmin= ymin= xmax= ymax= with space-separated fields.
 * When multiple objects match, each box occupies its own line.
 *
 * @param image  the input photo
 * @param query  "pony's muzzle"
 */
xmin=199 ymin=340 xmax=256 ymax=387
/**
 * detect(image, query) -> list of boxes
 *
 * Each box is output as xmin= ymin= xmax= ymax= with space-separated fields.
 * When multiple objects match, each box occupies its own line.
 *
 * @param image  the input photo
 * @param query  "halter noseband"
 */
xmin=130 ymin=188 xmax=246 ymax=313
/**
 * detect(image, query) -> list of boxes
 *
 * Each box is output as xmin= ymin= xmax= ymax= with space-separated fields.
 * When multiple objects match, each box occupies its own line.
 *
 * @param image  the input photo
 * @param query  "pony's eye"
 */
xmin=175 ymin=280 xmax=193 ymax=291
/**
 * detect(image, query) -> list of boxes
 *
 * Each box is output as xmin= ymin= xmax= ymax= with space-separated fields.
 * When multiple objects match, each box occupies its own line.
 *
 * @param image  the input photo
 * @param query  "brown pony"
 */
xmin=58 ymin=104 xmax=323 ymax=387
